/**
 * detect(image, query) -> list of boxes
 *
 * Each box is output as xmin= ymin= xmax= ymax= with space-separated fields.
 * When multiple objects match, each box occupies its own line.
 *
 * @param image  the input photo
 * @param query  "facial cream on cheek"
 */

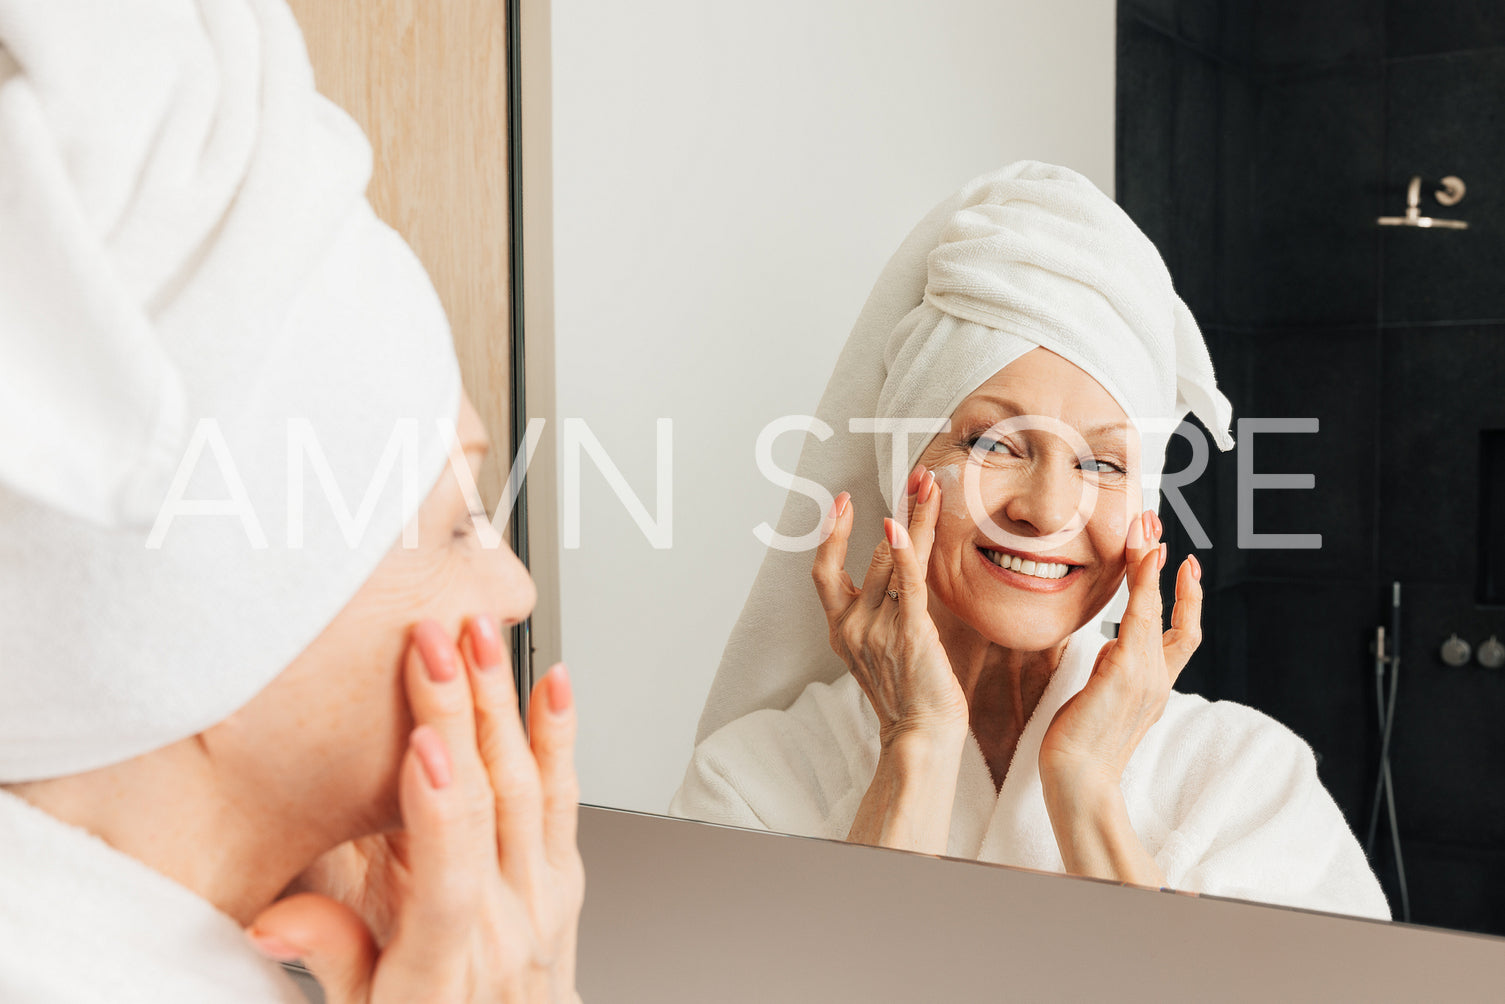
xmin=1090 ymin=489 xmax=1133 ymax=540
xmin=933 ymin=462 xmax=1021 ymax=530
xmin=931 ymin=464 xmax=963 ymax=508
xmin=929 ymin=464 xmax=980 ymax=529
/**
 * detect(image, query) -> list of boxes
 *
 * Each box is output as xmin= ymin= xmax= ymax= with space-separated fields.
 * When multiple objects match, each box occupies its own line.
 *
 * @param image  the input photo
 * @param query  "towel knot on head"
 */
xmin=871 ymin=161 xmax=1232 ymax=513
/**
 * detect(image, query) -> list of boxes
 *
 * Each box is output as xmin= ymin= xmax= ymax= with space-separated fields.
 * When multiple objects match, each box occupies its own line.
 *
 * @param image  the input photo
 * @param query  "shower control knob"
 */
xmin=1440 ymin=634 xmax=1471 ymax=666
xmin=1436 ymin=176 xmax=1466 ymax=207
xmin=1478 ymin=636 xmax=1505 ymax=670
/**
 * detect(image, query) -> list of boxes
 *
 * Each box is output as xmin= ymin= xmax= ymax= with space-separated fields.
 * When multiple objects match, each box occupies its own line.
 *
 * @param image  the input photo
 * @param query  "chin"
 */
xmin=976 ymin=620 xmax=1076 ymax=652
xmin=956 ymin=594 xmax=1100 ymax=652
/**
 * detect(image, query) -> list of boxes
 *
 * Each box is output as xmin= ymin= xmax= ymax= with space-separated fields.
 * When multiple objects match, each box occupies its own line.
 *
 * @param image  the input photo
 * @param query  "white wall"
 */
xmin=545 ymin=0 xmax=1116 ymax=814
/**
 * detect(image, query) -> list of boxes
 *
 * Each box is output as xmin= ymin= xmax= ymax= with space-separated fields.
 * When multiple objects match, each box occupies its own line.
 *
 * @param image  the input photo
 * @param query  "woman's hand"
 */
xmin=812 ymin=464 xmax=967 ymax=746
xmin=248 ymin=617 xmax=585 ymax=1003
xmin=1037 ymin=509 xmax=1203 ymax=886
xmin=813 ymin=465 xmax=968 ymax=852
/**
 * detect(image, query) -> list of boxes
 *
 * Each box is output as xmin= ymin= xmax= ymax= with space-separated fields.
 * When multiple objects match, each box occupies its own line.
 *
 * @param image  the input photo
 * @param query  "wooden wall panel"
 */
xmin=285 ymin=0 xmax=513 ymax=507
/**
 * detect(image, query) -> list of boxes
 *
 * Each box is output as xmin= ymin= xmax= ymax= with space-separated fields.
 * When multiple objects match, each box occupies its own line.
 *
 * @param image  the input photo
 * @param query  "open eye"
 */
xmin=968 ymin=434 xmax=1020 ymax=458
xmin=1080 ymin=457 xmax=1127 ymax=476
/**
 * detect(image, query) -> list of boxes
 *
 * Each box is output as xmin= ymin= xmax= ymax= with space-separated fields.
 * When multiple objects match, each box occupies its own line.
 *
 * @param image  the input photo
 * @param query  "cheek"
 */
xmin=242 ymin=607 xmax=412 ymax=831
xmin=1086 ymin=478 xmax=1138 ymax=557
xmin=1088 ymin=519 xmax=1128 ymax=578
xmin=931 ymin=464 xmax=969 ymax=526
xmin=929 ymin=461 xmax=1016 ymax=528
xmin=930 ymin=462 xmax=969 ymax=495
xmin=1098 ymin=508 xmax=1130 ymax=553
xmin=928 ymin=465 xmax=982 ymax=551
xmin=323 ymin=616 xmax=411 ymax=756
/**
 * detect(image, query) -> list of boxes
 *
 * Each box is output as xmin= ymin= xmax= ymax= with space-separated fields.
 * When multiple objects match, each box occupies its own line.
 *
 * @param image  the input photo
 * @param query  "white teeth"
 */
xmin=983 ymin=550 xmax=1071 ymax=579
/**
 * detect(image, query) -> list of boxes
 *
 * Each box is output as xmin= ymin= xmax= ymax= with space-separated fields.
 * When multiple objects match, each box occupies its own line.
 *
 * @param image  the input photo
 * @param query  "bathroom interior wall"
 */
xmin=1117 ymin=0 xmax=1505 ymax=937
xmin=545 ymin=0 xmax=1118 ymax=815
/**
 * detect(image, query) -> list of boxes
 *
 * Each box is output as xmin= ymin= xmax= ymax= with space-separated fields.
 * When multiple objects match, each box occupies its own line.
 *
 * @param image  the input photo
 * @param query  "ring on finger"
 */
xmin=886 ymin=588 xmax=899 ymax=601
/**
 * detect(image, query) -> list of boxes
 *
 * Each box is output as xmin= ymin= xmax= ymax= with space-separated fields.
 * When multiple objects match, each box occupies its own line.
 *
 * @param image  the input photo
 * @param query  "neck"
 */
xmin=929 ymin=592 xmax=1068 ymax=746
xmin=4 ymin=742 xmax=344 ymax=927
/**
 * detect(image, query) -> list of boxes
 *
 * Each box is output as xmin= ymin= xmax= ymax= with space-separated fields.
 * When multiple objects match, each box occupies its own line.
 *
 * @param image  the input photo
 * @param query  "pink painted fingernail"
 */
xmin=414 ymin=622 xmax=457 ymax=683
xmin=883 ymin=517 xmax=896 ymax=546
xmin=920 ymin=471 xmax=936 ymax=504
xmin=411 ymin=725 xmax=452 ymax=789
xmin=1158 ymin=543 xmax=1167 ymax=570
xmin=247 ymin=930 xmax=303 ymax=962
xmin=1190 ymin=554 xmax=1202 ymax=581
xmin=829 ymin=492 xmax=849 ymax=519
xmin=546 ymin=663 xmax=573 ymax=715
xmin=471 ymin=615 xmax=503 ymax=671
xmin=1152 ymin=512 xmax=1163 ymax=538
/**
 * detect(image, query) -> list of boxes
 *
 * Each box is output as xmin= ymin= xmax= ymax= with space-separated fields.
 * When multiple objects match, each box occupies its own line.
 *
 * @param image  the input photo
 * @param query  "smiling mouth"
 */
xmin=977 ymin=546 xmax=1079 ymax=581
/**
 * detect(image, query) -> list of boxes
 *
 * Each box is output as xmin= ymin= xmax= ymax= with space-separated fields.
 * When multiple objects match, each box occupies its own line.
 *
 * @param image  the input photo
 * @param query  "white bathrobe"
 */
xmin=671 ymin=630 xmax=1392 ymax=923
xmin=0 ymin=790 xmax=309 ymax=1003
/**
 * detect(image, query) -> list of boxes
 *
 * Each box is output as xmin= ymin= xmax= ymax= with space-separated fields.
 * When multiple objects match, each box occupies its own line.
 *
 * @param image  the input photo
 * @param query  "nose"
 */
xmin=999 ymin=459 xmax=1084 ymax=539
xmin=489 ymin=542 xmax=538 ymax=628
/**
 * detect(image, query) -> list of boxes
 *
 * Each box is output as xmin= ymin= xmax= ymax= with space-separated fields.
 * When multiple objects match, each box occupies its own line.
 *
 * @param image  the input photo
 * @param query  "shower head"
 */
xmin=1378 ymin=175 xmax=1469 ymax=229
xmin=1378 ymin=214 xmax=1469 ymax=229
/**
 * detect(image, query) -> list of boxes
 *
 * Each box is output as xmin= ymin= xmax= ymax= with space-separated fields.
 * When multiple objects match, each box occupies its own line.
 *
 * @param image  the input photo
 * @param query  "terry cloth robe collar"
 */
xmin=0 ymin=789 xmax=308 ymax=1003
xmin=671 ymin=633 xmax=1392 ymax=921
xmin=911 ymin=630 xmax=1115 ymax=871
xmin=945 ymin=633 xmax=1174 ymax=872
xmin=955 ymin=631 xmax=1095 ymax=870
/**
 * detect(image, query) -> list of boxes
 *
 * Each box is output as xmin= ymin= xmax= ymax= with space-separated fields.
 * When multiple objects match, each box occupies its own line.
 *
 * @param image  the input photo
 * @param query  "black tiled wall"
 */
xmin=1386 ymin=0 xmax=1505 ymax=59
xmin=1383 ymin=51 xmax=1505 ymax=323
xmin=1119 ymin=0 xmax=1505 ymax=938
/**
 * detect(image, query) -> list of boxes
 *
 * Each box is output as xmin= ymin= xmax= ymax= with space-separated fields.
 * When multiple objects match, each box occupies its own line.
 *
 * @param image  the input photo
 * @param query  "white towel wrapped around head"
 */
xmin=0 ymin=0 xmax=462 ymax=781
xmin=694 ymin=161 xmax=1234 ymax=744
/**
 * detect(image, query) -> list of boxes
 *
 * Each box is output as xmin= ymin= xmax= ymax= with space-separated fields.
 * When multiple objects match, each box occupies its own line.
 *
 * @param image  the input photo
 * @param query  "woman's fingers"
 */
xmin=461 ymin=617 xmax=546 ymax=878
xmin=1162 ymin=555 xmax=1203 ymax=682
xmin=397 ymin=624 xmax=495 ymax=938
xmin=888 ymin=466 xmax=939 ymax=617
xmin=384 ymin=722 xmax=485 ymax=974
xmin=906 ymin=466 xmax=941 ymax=573
xmin=1125 ymin=509 xmax=1157 ymax=566
xmin=1116 ymin=520 xmax=1166 ymax=655
xmin=526 ymin=663 xmax=582 ymax=869
xmin=866 ymin=466 xmax=945 ymax=614
xmin=858 ymin=524 xmax=898 ymax=609
xmin=405 ymin=621 xmax=487 ymax=794
xmin=886 ymin=515 xmax=927 ymax=616
xmin=815 ymin=467 xmax=939 ymax=625
xmin=248 ymin=893 xmax=376 ymax=1004
xmin=811 ymin=491 xmax=858 ymax=617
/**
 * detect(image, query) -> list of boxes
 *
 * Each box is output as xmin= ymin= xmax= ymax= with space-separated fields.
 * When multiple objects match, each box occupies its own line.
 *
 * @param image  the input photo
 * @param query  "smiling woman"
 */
xmin=668 ymin=162 xmax=1390 ymax=921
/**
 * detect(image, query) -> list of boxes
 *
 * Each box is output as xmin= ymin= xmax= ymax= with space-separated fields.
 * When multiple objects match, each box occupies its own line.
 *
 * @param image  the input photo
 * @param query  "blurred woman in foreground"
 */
xmin=0 ymin=2 xmax=582 ymax=1000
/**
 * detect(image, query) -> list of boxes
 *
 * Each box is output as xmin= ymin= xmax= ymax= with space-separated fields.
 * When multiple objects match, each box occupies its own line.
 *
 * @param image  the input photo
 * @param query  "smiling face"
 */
xmin=915 ymin=347 xmax=1140 ymax=653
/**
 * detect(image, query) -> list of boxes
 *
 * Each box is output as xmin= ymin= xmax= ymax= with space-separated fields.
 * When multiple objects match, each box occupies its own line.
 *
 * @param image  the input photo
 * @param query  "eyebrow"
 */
xmin=962 ymin=393 xmax=1129 ymax=439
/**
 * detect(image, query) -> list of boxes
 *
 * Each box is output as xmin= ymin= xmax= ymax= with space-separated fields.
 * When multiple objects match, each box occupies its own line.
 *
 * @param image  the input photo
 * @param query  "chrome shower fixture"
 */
xmin=1378 ymin=174 xmax=1469 ymax=229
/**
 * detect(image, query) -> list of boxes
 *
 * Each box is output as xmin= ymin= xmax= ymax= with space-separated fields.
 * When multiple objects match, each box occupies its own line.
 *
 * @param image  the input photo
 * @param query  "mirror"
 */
xmin=522 ymin=0 xmax=1505 ymax=940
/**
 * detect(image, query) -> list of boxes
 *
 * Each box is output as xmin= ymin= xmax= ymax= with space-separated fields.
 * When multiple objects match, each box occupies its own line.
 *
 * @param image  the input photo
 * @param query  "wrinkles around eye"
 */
xmin=962 ymin=439 xmax=1128 ymax=478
